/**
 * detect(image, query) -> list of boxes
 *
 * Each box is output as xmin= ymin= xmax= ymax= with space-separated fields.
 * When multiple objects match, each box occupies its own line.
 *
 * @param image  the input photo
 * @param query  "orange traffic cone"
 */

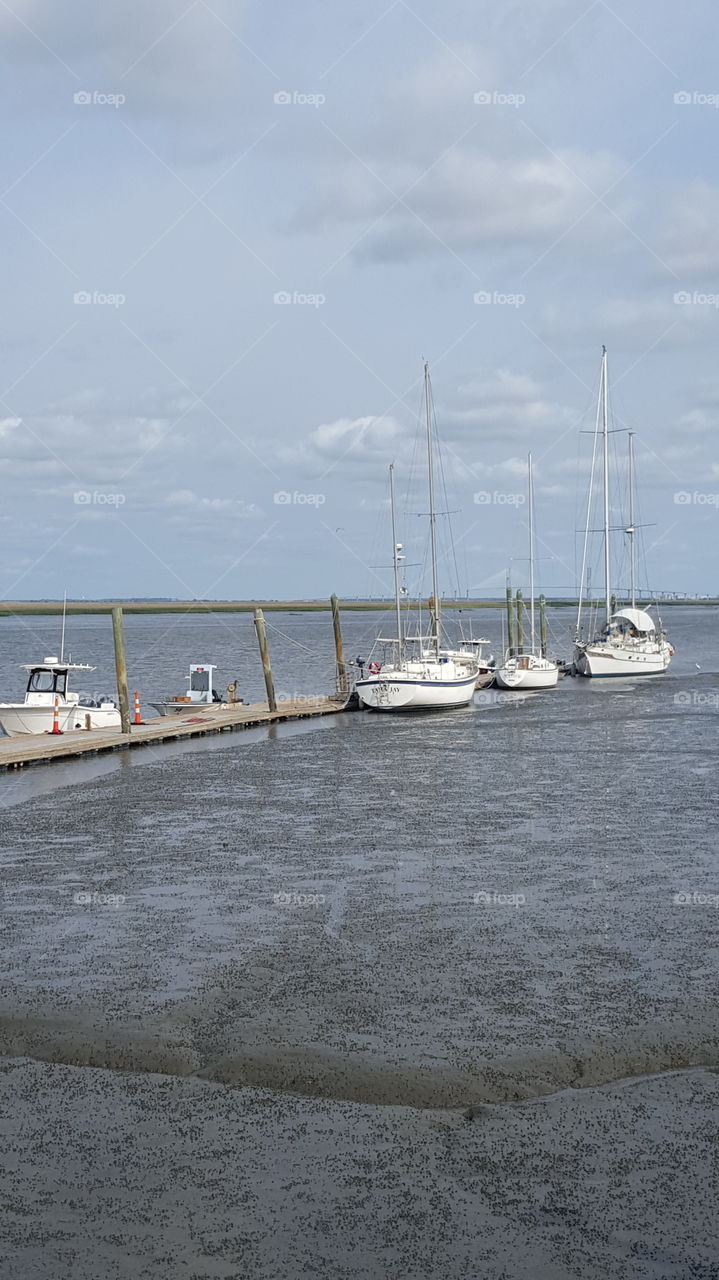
xmin=133 ymin=691 xmax=143 ymax=725
xmin=49 ymin=696 xmax=63 ymax=735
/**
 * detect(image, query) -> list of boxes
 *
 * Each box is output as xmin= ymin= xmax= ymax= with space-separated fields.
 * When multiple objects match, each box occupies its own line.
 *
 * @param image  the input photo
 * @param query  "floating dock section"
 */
xmin=0 ymin=696 xmax=349 ymax=772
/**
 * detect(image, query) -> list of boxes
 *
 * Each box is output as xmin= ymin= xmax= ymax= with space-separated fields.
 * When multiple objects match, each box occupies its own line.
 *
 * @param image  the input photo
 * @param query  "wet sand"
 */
xmin=2 ymin=1057 xmax=717 ymax=1279
xmin=1 ymin=683 xmax=718 ymax=1277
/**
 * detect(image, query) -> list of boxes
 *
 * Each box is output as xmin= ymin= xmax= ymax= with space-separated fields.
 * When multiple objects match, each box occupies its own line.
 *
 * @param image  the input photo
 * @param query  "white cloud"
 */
xmin=165 ymin=489 xmax=259 ymax=517
xmin=277 ymin=414 xmax=410 ymax=477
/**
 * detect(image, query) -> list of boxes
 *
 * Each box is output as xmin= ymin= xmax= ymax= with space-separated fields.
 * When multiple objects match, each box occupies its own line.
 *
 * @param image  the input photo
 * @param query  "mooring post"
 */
xmin=505 ymin=584 xmax=515 ymax=657
xmin=254 ymin=608 xmax=277 ymax=712
xmin=539 ymin=594 xmax=548 ymax=658
xmin=111 ymin=606 xmax=131 ymax=734
xmin=330 ymin=593 xmax=347 ymax=695
xmin=516 ymin=590 xmax=524 ymax=654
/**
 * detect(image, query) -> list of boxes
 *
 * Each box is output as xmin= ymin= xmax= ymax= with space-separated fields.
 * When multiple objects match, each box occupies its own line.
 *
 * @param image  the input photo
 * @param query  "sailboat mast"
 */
xmin=528 ymin=454 xmax=536 ymax=653
xmin=601 ymin=345 xmax=611 ymax=622
xmin=389 ymin=462 xmax=403 ymax=660
xmin=628 ymin=431 xmax=636 ymax=610
xmin=424 ymin=362 xmax=440 ymax=657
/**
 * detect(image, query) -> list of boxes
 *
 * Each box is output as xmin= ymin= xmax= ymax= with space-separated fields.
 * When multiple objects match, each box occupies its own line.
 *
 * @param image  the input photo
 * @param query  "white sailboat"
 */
xmin=496 ymin=454 xmax=559 ymax=691
xmin=573 ymin=347 xmax=673 ymax=678
xmin=356 ymin=365 xmax=479 ymax=712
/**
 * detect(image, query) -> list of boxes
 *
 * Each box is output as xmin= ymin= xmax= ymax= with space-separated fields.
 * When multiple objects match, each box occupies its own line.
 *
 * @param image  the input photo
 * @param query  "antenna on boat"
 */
xmin=60 ymin=588 xmax=67 ymax=663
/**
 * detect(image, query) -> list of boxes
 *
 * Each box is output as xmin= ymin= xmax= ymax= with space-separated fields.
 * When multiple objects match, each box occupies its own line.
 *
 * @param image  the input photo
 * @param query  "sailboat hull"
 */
xmin=495 ymin=658 xmax=559 ymax=690
xmin=574 ymin=643 xmax=671 ymax=677
xmin=356 ymin=670 xmax=477 ymax=711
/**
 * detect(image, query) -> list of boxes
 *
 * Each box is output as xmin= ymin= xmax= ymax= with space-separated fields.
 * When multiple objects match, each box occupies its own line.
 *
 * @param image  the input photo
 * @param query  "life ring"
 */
xmin=368 ymin=662 xmax=382 ymax=675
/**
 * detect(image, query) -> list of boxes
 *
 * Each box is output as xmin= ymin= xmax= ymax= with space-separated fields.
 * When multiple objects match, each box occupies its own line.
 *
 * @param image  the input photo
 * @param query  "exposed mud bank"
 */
xmin=1 ymin=1010 xmax=717 ymax=1108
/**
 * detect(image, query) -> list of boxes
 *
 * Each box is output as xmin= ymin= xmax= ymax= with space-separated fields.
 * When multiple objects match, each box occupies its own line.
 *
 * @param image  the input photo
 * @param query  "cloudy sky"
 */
xmin=1 ymin=0 xmax=718 ymax=601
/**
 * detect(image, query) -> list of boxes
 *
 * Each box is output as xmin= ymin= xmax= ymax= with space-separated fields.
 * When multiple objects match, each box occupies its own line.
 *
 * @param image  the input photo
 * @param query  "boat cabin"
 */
xmin=187 ymin=665 xmax=218 ymax=703
xmin=20 ymin=658 xmax=94 ymax=706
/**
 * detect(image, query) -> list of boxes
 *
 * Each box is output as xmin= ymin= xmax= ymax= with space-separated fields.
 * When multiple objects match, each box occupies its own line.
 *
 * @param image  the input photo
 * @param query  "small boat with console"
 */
xmin=0 ymin=658 xmax=120 ymax=735
xmin=149 ymin=664 xmax=224 ymax=716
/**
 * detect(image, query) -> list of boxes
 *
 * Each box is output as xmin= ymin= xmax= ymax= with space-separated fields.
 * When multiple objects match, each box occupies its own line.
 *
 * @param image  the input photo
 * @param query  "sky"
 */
xmin=1 ymin=0 xmax=718 ymax=601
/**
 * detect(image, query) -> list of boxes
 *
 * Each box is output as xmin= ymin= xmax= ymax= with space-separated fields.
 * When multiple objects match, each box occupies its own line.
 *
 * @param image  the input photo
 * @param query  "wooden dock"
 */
xmin=0 ymin=696 xmax=349 ymax=772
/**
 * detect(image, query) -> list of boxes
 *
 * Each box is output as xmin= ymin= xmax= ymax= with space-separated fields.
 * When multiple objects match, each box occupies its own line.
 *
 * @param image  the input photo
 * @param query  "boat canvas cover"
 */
xmin=610 ymin=608 xmax=656 ymax=633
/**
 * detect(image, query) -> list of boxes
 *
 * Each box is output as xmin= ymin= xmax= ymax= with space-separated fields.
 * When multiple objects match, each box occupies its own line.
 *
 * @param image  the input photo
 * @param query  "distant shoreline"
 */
xmin=0 ymin=599 xmax=714 ymax=617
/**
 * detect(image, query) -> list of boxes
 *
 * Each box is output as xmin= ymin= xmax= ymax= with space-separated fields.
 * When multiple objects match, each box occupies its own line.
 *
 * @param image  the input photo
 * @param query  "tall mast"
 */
xmin=528 ymin=453 xmax=536 ymax=652
xmin=389 ymin=462 xmax=403 ymax=659
xmin=602 ymin=345 xmax=611 ymax=622
xmin=424 ymin=361 xmax=440 ymax=657
xmin=60 ymin=587 xmax=67 ymax=662
xmin=627 ymin=431 xmax=636 ymax=610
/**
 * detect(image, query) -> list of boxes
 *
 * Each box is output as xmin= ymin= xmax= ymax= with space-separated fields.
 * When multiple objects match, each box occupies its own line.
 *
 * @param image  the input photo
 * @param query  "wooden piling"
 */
xmin=505 ymin=585 xmax=515 ymax=657
xmin=111 ymin=606 xmax=131 ymax=734
xmin=330 ymin=593 xmax=347 ymax=694
xmin=516 ymin=590 xmax=524 ymax=654
xmin=253 ymin=608 xmax=277 ymax=712
xmin=539 ymin=594 xmax=548 ymax=658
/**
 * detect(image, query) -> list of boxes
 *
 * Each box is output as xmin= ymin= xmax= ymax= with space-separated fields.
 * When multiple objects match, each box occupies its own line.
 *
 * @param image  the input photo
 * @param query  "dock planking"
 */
xmin=0 ymin=696 xmax=349 ymax=771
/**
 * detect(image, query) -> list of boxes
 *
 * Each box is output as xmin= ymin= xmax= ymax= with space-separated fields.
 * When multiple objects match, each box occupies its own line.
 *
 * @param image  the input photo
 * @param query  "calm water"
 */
xmin=0 ymin=603 xmax=713 ymax=708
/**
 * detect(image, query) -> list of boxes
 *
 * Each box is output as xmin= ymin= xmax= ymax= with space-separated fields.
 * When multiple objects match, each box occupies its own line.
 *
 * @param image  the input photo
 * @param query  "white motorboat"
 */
xmin=573 ymin=348 xmax=673 ymax=678
xmin=0 ymin=658 xmax=120 ymax=736
xmin=496 ymin=454 xmax=559 ymax=692
xmin=149 ymin=664 xmax=224 ymax=715
xmin=356 ymin=366 xmax=479 ymax=712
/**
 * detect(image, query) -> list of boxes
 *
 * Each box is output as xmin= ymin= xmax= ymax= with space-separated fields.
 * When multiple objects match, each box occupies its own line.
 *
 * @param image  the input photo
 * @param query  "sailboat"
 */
xmin=573 ymin=347 xmax=673 ymax=678
xmin=496 ymin=454 xmax=559 ymax=691
xmin=355 ymin=364 xmax=479 ymax=711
